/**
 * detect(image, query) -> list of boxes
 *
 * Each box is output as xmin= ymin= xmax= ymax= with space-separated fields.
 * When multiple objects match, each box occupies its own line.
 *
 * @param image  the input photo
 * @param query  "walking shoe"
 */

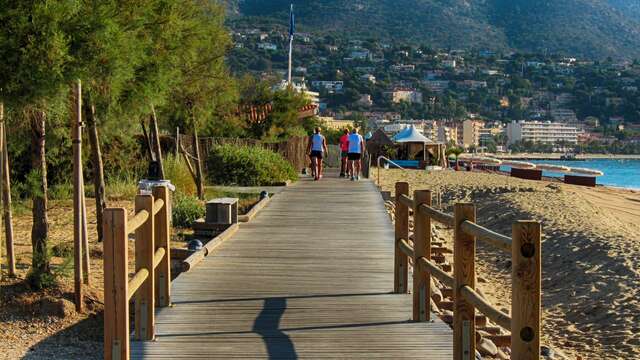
xmin=356 ymin=175 xmax=360 ymax=181
xmin=350 ymin=176 xmax=355 ymax=181
xmin=339 ymin=173 xmax=345 ymax=178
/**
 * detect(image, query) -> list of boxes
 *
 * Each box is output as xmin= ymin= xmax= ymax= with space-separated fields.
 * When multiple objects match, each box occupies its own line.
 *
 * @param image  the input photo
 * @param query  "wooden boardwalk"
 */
xmin=131 ymin=173 xmax=453 ymax=359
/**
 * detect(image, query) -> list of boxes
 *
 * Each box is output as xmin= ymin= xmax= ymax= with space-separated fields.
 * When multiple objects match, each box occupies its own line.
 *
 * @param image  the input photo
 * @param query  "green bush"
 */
xmin=164 ymin=154 xmax=196 ymax=196
xmin=207 ymin=144 xmax=298 ymax=186
xmin=172 ymin=194 xmax=204 ymax=228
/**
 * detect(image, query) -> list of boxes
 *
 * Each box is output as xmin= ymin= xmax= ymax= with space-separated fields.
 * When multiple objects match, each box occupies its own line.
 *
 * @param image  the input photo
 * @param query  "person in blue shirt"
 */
xmin=347 ymin=128 xmax=365 ymax=181
xmin=306 ymin=127 xmax=328 ymax=181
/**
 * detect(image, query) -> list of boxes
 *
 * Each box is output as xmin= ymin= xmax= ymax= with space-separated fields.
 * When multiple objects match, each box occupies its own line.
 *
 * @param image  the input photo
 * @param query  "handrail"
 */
xmin=418 ymin=257 xmax=454 ymax=288
xmin=127 ymin=268 xmax=149 ymax=300
xmin=103 ymin=185 xmax=172 ymax=360
xmin=398 ymin=194 xmax=414 ymax=209
xmin=393 ymin=182 xmax=542 ymax=359
xmin=418 ymin=204 xmax=455 ymax=227
xmin=460 ymin=285 xmax=511 ymax=330
xmin=377 ymin=155 xmax=406 ymax=184
xmin=127 ymin=209 xmax=149 ymax=234
xmin=398 ymin=238 xmax=415 ymax=258
xmin=460 ymin=220 xmax=511 ymax=253
xmin=152 ymin=198 xmax=165 ymax=216
xmin=153 ymin=247 xmax=166 ymax=269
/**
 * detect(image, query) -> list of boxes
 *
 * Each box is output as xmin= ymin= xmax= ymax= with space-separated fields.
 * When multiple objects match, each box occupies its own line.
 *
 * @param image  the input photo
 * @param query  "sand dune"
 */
xmin=378 ymin=169 xmax=640 ymax=360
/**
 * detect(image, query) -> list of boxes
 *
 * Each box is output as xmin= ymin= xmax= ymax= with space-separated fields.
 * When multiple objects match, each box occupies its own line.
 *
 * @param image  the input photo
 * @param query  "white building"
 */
xmin=506 ymin=121 xmax=578 ymax=145
xmin=386 ymin=89 xmax=423 ymax=104
xmin=257 ymin=43 xmax=277 ymax=51
xmin=424 ymin=80 xmax=450 ymax=93
xmin=311 ymin=80 xmax=344 ymax=93
xmin=360 ymin=74 xmax=376 ymax=84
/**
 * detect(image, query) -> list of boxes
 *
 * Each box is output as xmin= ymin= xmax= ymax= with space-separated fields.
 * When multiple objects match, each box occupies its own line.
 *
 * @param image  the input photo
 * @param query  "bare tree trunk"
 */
xmin=193 ymin=129 xmax=205 ymax=200
xmin=85 ymin=103 xmax=106 ymax=242
xmin=149 ymin=105 xmax=165 ymax=179
xmin=3 ymin=120 xmax=16 ymax=277
xmin=29 ymin=109 xmax=50 ymax=280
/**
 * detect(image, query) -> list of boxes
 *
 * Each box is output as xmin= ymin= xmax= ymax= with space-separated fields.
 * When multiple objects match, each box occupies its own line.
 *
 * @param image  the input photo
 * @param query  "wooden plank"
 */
xmin=71 ymin=80 xmax=83 ymax=312
xmin=1 ymin=114 xmax=15 ymax=277
xmin=135 ymin=194 xmax=155 ymax=341
xmin=454 ymin=203 xmax=476 ymax=360
xmin=412 ymin=190 xmax=431 ymax=322
xmin=103 ymin=208 xmax=129 ymax=360
xmin=511 ymin=221 xmax=541 ymax=359
xmin=394 ymin=182 xmax=409 ymax=294
xmin=131 ymin=173 xmax=452 ymax=359
xmin=153 ymin=186 xmax=171 ymax=307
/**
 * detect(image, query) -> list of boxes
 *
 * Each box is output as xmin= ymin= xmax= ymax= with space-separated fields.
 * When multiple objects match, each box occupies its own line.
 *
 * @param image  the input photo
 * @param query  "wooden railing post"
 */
xmin=153 ymin=186 xmax=171 ymax=307
xmin=135 ymin=194 xmax=155 ymax=341
xmin=413 ymin=190 xmax=431 ymax=321
xmin=103 ymin=208 xmax=129 ymax=360
xmin=394 ymin=182 xmax=409 ymax=294
xmin=512 ymin=221 xmax=541 ymax=359
xmin=454 ymin=203 xmax=476 ymax=360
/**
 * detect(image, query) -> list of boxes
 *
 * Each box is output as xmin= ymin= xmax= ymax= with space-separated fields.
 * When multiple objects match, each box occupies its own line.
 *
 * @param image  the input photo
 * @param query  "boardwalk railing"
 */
xmin=103 ymin=186 xmax=171 ymax=360
xmin=394 ymin=182 xmax=541 ymax=360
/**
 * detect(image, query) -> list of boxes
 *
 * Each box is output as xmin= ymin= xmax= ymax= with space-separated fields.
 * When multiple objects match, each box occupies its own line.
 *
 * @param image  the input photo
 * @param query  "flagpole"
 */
xmin=288 ymin=3 xmax=294 ymax=86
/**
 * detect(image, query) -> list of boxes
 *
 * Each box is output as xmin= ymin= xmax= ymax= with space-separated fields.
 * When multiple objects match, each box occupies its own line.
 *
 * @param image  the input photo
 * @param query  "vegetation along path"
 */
xmin=131 ymin=173 xmax=452 ymax=358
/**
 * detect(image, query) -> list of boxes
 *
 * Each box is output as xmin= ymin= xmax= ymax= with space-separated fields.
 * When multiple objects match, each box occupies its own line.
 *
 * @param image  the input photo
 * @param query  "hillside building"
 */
xmin=506 ymin=121 xmax=578 ymax=145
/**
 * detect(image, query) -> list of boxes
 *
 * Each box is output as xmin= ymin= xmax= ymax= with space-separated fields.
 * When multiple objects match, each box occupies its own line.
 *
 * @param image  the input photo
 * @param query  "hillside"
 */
xmin=228 ymin=0 xmax=640 ymax=59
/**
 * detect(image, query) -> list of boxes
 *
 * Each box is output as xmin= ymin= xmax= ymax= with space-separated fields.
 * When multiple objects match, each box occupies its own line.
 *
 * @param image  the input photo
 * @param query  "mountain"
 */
xmin=227 ymin=0 xmax=640 ymax=59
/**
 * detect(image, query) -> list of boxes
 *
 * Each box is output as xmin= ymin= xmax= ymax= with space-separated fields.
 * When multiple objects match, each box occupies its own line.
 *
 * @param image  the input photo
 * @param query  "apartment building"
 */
xmin=506 ymin=121 xmax=578 ymax=145
xmin=386 ymin=89 xmax=423 ymax=104
xmin=461 ymin=120 xmax=484 ymax=148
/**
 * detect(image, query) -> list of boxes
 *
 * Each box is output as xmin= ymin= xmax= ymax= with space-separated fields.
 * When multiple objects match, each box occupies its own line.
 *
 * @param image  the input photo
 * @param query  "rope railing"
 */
xmin=394 ymin=182 xmax=542 ymax=360
xmin=103 ymin=185 xmax=172 ymax=360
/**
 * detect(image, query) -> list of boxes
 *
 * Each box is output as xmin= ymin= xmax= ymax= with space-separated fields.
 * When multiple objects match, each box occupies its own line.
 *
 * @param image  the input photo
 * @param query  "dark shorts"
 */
xmin=310 ymin=150 xmax=323 ymax=159
xmin=341 ymin=151 xmax=349 ymax=158
xmin=347 ymin=153 xmax=361 ymax=160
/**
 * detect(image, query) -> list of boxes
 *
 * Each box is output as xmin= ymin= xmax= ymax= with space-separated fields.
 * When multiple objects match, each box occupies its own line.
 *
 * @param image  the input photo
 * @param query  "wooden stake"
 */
xmin=149 ymin=105 xmax=165 ymax=179
xmin=512 ymin=221 xmax=541 ymax=360
xmin=193 ymin=129 xmax=205 ymax=200
xmin=0 ymin=104 xmax=15 ymax=277
xmin=135 ymin=194 xmax=155 ymax=340
xmin=394 ymin=182 xmax=409 ymax=294
xmin=80 ymin=179 xmax=90 ymax=285
xmin=0 ymin=107 xmax=3 ymax=282
xmin=413 ymin=190 xmax=431 ymax=321
xmin=175 ymin=127 xmax=180 ymax=158
xmin=71 ymin=80 xmax=83 ymax=312
xmin=454 ymin=203 xmax=476 ymax=360
xmin=103 ymin=208 xmax=129 ymax=360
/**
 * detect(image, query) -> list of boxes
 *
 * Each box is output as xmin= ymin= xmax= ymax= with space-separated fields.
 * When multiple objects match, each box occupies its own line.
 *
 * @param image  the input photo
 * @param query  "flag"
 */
xmin=289 ymin=4 xmax=295 ymax=39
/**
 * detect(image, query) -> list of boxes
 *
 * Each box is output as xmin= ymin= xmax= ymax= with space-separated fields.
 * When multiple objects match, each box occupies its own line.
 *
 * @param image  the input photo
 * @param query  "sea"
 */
xmin=500 ymin=159 xmax=640 ymax=190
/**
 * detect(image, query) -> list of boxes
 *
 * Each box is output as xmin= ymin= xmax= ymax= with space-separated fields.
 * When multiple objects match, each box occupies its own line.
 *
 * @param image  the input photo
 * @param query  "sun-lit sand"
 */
xmin=378 ymin=168 xmax=640 ymax=360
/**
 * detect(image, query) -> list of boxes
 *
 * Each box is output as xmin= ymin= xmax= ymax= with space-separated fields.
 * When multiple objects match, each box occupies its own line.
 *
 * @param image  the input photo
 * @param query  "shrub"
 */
xmin=164 ymin=154 xmax=196 ymax=196
xmin=207 ymin=144 xmax=298 ymax=186
xmin=172 ymin=194 xmax=204 ymax=228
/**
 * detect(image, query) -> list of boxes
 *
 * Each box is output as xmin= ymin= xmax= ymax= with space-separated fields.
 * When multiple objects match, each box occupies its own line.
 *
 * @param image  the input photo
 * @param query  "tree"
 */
xmin=0 ymin=0 xmax=79 ymax=287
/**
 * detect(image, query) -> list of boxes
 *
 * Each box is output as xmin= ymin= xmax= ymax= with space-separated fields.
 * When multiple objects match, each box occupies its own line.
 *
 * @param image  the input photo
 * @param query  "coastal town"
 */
xmin=231 ymin=25 xmax=640 ymax=155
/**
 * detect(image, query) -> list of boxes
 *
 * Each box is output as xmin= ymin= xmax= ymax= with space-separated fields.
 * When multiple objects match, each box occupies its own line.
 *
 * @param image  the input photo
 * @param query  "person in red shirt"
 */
xmin=339 ymin=129 xmax=350 ymax=178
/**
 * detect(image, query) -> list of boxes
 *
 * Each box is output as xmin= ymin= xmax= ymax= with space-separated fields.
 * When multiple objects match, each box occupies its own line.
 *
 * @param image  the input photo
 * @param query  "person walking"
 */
xmin=339 ymin=128 xmax=350 ymax=178
xmin=306 ymin=127 xmax=328 ymax=181
xmin=347 ymin=128 xmax=365 ymax=181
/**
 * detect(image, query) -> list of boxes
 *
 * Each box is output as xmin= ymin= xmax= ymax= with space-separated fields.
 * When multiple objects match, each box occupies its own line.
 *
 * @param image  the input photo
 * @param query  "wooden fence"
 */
xmin=103 ymin=186 xmax=171 ymax=360
xmin=393 ymin=182 xmax=541 ymax=359
xmin=177 ymin=135 xmax=309 ymax=172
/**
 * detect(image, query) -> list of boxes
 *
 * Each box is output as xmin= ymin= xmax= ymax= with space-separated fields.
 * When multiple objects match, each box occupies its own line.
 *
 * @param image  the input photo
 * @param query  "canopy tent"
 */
xmin=366 ymin=129 xmax=396 ymax=160
xmin=364 ymin=131 xmax=373 ymax=140
xmin=392 ymin=125 xmax=448 ymax=168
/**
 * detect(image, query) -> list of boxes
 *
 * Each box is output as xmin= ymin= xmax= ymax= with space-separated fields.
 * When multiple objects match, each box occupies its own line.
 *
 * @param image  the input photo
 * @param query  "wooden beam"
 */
xmin=71 ymin=80 xmax=84 ymax=312
xmin=511 ymin=221 xmax=542 ymax=359
xmin=394 ymin=182 xmax=409 ymax=294
xmin=1 ymin=114 xmax=14 ymax=276
xmin=103 ymin=208 xmax=129 ymax=360
xmin=413 ymin=190 xmax=431 ymax=322
xmin=152 ymin=186 xmax=171 ymax=307
xmin=454 ymin=203 xmax=476 ymax=360
xmin=135 ymin=194 xmax=155 ymax=341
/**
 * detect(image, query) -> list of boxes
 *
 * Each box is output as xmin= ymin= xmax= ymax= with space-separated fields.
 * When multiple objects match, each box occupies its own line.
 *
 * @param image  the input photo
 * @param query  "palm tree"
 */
xmin=446 ymin=146 xmax=464 ymax=169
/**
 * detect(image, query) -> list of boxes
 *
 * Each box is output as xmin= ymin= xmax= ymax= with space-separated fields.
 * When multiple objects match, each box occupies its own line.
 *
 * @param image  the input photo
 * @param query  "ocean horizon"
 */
xmin=502 ymin=159 xmax=640 ymax=190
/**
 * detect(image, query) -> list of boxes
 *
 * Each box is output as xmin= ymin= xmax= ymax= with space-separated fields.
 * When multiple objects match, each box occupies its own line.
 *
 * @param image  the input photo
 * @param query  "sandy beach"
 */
xmin=378 ymin=168 xmax=640 ymax=360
